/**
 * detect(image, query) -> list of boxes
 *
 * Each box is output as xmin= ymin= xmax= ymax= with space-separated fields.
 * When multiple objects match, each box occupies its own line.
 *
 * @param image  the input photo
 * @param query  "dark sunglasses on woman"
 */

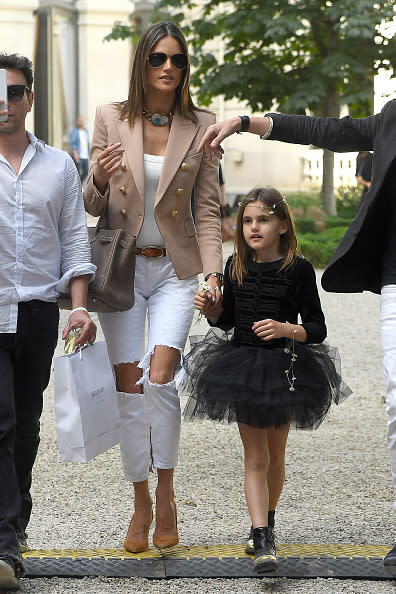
xmin=7 ymin=85 xmax=31 ymax=103
xmin=147 ymin=53 xmax=187 ymax=70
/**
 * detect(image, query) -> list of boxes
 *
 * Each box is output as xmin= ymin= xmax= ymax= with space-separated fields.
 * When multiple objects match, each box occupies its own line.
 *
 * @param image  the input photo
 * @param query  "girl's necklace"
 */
xmin=142 ymin=107 xmax=173 ymax=127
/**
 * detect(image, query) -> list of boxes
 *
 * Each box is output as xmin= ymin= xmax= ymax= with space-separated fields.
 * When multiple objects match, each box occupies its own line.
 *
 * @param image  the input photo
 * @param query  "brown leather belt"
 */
xmin=136 ymin=246 xmax=167 ymax=258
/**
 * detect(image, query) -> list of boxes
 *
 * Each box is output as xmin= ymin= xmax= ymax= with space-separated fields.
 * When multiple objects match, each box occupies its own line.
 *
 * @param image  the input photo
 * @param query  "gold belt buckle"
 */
xmin=142 ymin=245 xmax=164 ymax=258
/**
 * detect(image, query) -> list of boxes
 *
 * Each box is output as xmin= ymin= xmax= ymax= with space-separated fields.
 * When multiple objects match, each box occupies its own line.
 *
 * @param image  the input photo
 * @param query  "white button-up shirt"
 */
xmin=0 ymin=132 xmax=96 ymax=333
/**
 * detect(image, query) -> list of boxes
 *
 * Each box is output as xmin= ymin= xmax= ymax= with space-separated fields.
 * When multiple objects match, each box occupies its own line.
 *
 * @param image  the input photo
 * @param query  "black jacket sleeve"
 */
xmin=295 ymin=259 xmax=327 ymax=344
xmin=267 ymin=104 xmax=387 ymax=153
xmin=361 ymin=152 xmax=373 ymax=182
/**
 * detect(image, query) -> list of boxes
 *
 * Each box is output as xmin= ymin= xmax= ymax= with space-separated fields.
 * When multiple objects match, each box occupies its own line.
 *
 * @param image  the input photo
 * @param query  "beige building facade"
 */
xmin=1 ymin=0 xmax=394 ymax=201
xmin=0 ymin=0 xmax=133 ymax=149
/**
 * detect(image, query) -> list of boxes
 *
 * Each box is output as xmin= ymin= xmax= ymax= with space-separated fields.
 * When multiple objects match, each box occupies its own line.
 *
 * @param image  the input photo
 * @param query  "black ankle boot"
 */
xmin=245 ymin=525 xmax=254 ymax=555
xmin=384 ymin=542 xmax=396 ymax=573
xmin=253 ymin=526 xmax=277 ymax=574
xmin=245 ymin=511 xmax=275 ymax=555
xmin=268 ymin=509 xmax=275 ymax=529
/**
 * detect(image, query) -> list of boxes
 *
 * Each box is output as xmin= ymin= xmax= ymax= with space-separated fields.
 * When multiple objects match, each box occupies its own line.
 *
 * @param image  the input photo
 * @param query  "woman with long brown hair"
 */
xmin=84 ymin=21 xmax=223 ymax=553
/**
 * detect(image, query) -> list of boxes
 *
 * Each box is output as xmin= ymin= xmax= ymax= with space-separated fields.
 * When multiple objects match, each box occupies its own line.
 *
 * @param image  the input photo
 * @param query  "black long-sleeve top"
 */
xmin=211 ymin=255 xmax=327 ymax=347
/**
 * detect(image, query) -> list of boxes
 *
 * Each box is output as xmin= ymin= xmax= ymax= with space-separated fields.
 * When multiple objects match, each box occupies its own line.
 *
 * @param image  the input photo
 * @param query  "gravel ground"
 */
xmin=17 ymin=241 xmax=396 ymax=593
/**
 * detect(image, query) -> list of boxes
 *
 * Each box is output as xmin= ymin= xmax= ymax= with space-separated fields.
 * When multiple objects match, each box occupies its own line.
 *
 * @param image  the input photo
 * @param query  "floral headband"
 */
xmin=238 ymin=196 xmax=287 ymax=215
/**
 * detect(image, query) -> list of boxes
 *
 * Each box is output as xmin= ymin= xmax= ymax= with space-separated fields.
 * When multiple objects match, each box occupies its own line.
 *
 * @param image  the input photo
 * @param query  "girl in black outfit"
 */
xmin=184 ymin=187 xmax=351 ymax=574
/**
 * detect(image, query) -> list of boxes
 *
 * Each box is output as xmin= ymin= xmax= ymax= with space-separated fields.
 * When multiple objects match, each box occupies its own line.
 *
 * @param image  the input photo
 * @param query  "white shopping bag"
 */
xmin=54 ymin=340 xmax=120 ymax=462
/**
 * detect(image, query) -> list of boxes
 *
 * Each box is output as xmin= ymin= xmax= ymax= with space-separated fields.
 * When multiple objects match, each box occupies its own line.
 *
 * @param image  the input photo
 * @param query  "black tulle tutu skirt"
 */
xmin=183 ymin=328 xmax=351 ymax=429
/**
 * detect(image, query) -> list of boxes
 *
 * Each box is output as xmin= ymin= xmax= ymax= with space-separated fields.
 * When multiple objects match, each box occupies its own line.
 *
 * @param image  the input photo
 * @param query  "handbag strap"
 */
xmin=96 ymin=202 xmax=111 ymax=232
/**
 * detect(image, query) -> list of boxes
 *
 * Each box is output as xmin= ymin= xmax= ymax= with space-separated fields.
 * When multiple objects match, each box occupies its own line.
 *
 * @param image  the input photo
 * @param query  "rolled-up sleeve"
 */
xmin=194 ymin=113 xmax=223 ymax=278
xmin=57 ymin=158 xmax=96 ymax=293
xmin=84 ymin=105 xmax=110 ymax=217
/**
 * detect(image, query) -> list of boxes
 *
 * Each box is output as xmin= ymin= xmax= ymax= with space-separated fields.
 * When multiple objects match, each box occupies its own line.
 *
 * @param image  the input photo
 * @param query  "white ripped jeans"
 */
xmin=99 ymin=255 xmax=198 ymax=482
xmin=380 ymin=285 xmax=396 ymax=504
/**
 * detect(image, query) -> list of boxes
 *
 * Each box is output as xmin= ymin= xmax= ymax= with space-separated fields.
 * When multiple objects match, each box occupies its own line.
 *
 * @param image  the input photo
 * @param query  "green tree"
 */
xmin=106 ymin=1 xmax=396 ymax=215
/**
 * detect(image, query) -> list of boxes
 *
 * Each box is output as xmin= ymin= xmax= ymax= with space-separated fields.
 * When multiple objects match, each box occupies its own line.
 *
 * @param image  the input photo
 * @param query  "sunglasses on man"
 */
xmin=6 ymin=85 xmax=31 ymax=103
xmin=147 ymin=53 xmax=187 ymax=70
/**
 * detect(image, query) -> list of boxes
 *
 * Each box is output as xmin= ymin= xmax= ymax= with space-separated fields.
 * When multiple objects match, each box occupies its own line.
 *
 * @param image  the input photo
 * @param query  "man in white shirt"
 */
xmin=0 ymin=53 xmax=96 ymax=590
xmin=70 ymin=115 xmax=90 ymax=183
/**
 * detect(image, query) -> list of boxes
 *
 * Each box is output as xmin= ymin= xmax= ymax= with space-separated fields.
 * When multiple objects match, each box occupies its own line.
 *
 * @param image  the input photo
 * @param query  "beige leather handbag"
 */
xmin=59 ymin=225 xmax=136 ymax=313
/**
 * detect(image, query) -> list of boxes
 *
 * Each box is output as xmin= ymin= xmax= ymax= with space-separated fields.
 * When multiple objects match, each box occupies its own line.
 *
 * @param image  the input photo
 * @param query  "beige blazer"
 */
xmin=84 ymin=103 xmax=223 ymax=280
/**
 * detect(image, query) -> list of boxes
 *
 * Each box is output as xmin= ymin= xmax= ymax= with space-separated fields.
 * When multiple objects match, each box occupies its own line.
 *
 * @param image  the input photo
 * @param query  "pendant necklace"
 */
xmin=142 ymin=107 xmax=173 ymax=127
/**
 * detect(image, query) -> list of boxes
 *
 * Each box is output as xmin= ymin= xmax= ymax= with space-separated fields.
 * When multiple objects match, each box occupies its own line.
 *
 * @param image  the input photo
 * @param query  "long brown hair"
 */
xmin=119 ymin=21 xmax=199 ymax=126
xmin=230 ymin=187 xmax=299 ymax=285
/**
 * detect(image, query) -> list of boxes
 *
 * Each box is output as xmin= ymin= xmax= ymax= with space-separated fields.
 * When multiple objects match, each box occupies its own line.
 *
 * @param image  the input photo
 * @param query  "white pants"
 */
xmin=99 ymin=255 xmax=198 ymax=482
xmin=380 ymin=285 xmax=396 ymax=503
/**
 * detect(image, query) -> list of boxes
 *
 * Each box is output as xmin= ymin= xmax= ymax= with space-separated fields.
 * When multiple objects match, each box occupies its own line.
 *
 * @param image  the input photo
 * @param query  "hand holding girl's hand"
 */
xmin=194 ymin=290 xmax=222 ymax=323
xmin=93 ymin=142 xmax=124 ymax=193
xmin=252 ymin=319 xmax=287 ymax=341
xmin=206 ymin=276 xmax=223 ymax=306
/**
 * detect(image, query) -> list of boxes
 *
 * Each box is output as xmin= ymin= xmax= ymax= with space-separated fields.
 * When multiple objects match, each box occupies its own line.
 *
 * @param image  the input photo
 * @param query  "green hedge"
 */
xmin=336 ymin=185 xmax=361 ymax=218
xmin=295 ymin=218 xmax=317 ymax=234
xmin=287 ymin=192 xmax=322 ymax=210
xmin=287 ymin=189 xmax=358 ymax=267
xmin=298 ymin=226 xmax=348 ymax=268
xmin=325 ymin=216 xmax=354 ymax=229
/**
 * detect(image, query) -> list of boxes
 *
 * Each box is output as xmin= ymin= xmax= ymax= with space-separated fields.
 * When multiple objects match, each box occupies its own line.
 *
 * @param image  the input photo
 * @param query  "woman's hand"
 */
xmin=93 ymin=142 xmax=124 ymax=193
xmin=205 ymin=275 xmax=223 ymax=306
xmin=194 ymin=290 xmax=222 ymax=323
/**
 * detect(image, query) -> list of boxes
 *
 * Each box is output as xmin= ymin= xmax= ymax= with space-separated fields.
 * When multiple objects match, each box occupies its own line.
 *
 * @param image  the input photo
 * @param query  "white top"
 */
xmin=78 ymin=128 xmax=90 ymax=159
xmin=137 ymin=153 xmax=165 ymax=248
xmin=0 ymin=132 xmax=96 ymax=332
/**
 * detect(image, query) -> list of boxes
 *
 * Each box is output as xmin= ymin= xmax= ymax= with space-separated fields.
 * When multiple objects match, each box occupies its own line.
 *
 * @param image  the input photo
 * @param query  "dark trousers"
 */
xmin=0 ymin=301 xmax=58 ymax=562
xmin=78 ymin=158 xmax=89 ymax=183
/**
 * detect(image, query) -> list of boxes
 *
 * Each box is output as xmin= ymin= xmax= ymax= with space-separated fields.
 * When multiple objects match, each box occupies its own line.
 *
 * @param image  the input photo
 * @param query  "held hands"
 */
xmin=93 ymin=142 xmax=124 ymax=193
xmin=205 ymin=275 xmax=222 ymax=306
xmin=194 ymin=289 xmax=222 ymax=323
xmin=62 ymin=310 xmax=97 ymax=347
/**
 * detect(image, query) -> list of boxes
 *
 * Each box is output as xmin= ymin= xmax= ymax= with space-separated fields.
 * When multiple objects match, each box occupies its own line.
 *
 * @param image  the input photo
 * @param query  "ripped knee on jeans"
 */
xmin=148 ymin=345 xmax=180 ymax=385
xmin=114 ymin=362 xmax=143 ymax=393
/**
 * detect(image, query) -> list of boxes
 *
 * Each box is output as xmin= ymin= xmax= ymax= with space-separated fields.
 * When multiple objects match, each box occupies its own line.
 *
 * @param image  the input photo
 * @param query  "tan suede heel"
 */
xmin=123 ymin=511 xmax=153 ymax=553
xmin=153 ymin=500 xmax=179 ymax=549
